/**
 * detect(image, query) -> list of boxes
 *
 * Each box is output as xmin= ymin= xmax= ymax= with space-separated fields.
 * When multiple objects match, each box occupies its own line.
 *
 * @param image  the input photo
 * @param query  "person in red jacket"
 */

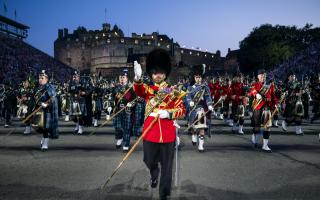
xmin=209 ymin=76 xmax=224 ymax=119
xmin=229 ymin=73 xmax=248 ymax=134
xmin=248 ymin=69 xmax=277 ymax=152
xmin=133 ymin=48 xmax=186 ymax=200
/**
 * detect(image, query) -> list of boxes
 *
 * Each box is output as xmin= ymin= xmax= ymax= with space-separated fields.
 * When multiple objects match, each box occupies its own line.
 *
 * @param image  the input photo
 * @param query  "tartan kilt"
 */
xmin=93 ymin=98 xmax=103 ymax=113
xmin=132 ymin=102 xmax=145 ymax=136
xmin=112 ymin=111 xmax=132 ymax=132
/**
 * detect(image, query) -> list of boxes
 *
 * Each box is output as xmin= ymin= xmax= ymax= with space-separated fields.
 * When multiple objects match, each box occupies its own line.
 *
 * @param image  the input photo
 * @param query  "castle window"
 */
xmin=121 ymin=38 xmax=124 ymax=43
xmin=157 ymin=43 xmax=161 ymax=47
xmin=148 ymin=41 xmax=151 ymax=45
xmin=189 ymin=51 xmax=192 ymax=55
xmin=197 ymin=53 xmax=200 ymax=56
xmin=107 ymin=39 xmax=111 ymax=44
xmin=76 ymin=38 xmax=79 ymax=42
xmin=166 ymin=45 xmax=170 ymax=49
xmin=135 ymin=40 xmax=139 ymax=44
xmin=205 ymin=54 xmax=207 ymax=57
xmin=95 ymin=36 xmax=99 ymax=40
xmin=181 ymin=50 xmax=184 ymax=54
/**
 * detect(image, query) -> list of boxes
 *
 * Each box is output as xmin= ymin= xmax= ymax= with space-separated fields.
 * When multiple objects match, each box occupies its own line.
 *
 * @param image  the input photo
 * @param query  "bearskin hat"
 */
xmin=191 ymin=64 xmax=206 ymax=77
xmin=146 ymin=48 xmax=171 ymax=78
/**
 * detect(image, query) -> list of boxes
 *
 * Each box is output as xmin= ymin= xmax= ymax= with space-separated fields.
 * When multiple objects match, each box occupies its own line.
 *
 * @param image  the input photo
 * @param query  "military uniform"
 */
xmin=92 ymin=81 xmax=104 ymax=127
xmin=281 ymin=73 xmax=304 ymax=135
xmin=133 ymin=49 xmax=186 ymax=200
xmin=248 ymin=69 xmax=277 ymax=152
xmin=69 ymin=72 xmax=90 ymax=134
xmin=186 ymin=64 xmax=213 ymax=152
xmin=229 ymin=75 xmax=247 ymax=134
xmin=32 ymin=70 xmax=59 ymax=150
xmin=18 ymin=81 xmax=35 ymax=134
xmin=111 ymin=73 xmax=137 ymax=151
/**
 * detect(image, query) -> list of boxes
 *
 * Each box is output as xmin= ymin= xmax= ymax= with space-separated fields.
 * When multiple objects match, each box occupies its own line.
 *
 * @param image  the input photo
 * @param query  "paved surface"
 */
xmin=0 ymin=117 xmax=319 ymax=200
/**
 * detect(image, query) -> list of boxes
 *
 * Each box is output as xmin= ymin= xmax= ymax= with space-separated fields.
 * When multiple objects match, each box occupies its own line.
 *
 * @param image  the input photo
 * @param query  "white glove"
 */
xmin=189 ymin=101 xmax=194 ymax=107
xmin=208 ymin=105 xmax=214 ymax=111
xmin=106 ymin=115 xmax=111 ymax=121
xmin=173 ymin=120 xmax=181 ymax=129
xmin=41 ymin=103 xmax=48 ymax=108
xmin=256 ymin=93 xmax=262 ymax=100
xmin=126 ymin=102 xmax=132 ymax=107
xmin=157 ymin=109 xmax=169 ymax=119
xmin=107 ymin=107 xmax=112 ymax=113
xmin=134 ymin=61 xmax=142 ymax=80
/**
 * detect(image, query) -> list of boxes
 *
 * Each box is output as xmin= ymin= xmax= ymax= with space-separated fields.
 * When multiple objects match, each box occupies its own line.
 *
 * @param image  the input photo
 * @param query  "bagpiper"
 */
xmin=281 ymin=72 xmax=304 ymax=135
xmin=133 ymin=48 xmax=186 ymax=200
xmin=17 ymin=78 xmax=35 ymax=134
xmin=229 ymin=72 xmax=248 ymax=134
xmin=31 ymin=70 xmax=59 ymax=150
xmin=69 ymin=71 xmax=90 ymax=134
xmin=208 ymin=76 xmax=224 ymax=120
xmin=248 ymin=69 xmax=277 ymax=152
xmin=111 ymin=69 xmax=137 ymax=152
xmin=92 ymin=77 xmax=104 ymax=127
xmin=186 ymin=64 xmax=214 ymax=152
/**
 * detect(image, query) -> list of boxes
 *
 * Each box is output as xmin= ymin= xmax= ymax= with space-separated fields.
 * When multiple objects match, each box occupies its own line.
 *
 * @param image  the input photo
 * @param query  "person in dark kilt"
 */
xmin=281 ymin=72 xmax=304 ymax=135
xmin=32 ymin=70 xmax=59 ymax=150
xmin=111 ymin=69 xmax=137 ymax=152
xmin=186 ymin=64 xmax=214 ymax=152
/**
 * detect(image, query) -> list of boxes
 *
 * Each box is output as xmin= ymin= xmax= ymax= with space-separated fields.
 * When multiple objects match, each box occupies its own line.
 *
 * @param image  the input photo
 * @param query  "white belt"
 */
xmin=149 ymin=112 xmax=158 ymax=117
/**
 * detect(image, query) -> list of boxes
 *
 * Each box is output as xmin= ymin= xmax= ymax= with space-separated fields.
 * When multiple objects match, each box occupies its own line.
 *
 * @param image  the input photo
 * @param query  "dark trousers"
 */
xmin=143 ymin=140 xmax=175 ymax=199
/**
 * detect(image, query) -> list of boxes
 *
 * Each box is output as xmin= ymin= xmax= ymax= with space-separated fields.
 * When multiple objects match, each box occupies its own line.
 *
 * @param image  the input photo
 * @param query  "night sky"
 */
xmin=3 ymin=0 xmax=320 ymax=56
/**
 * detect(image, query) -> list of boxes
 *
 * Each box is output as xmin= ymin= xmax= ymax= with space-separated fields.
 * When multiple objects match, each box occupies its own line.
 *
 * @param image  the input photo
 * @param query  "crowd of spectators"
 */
xmin=269 ymin=42 xmax=320 ymax=80
xmin=0 ymin=33 xmax=73 ymax=87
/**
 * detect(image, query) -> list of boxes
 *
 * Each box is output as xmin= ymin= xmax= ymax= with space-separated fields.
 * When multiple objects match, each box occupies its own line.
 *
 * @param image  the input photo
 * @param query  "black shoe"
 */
xmin=116 ymin=145 xmax=121 ymax=149
xmin=192 ymin=141 xmax=196 ymax=146
xmin=150 ymin=178 xmax=158 ymax=188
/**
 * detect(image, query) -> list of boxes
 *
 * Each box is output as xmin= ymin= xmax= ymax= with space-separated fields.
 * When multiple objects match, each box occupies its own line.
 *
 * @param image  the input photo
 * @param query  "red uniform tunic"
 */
xmin=229 ymin=82 xmax=245 ymax=105
xmin=248 ymin=82 xmax=277 ymax=110
xmin=133 ymin=81 xmax=186 ymax=143
xmin=209 ymin=81 xmax=223 ymax=103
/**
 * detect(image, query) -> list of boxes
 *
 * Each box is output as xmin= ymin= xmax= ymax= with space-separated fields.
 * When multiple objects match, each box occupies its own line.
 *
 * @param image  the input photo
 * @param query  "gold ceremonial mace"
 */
xmin=100 ymin=90 xmax=187 ymax=189
xmin=88 ymin=97 xmax=138 ymax=136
